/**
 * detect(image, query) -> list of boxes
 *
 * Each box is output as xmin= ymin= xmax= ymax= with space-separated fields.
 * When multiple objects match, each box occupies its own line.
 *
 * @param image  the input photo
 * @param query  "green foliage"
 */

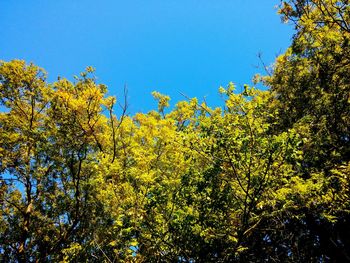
xmin=1 ymin=1 xmax=350 ymax=261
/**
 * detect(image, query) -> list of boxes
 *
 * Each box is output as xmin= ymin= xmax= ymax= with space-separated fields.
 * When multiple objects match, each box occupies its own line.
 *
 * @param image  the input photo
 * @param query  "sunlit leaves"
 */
xmin=1 ymin=1 xmax=350 ymax=261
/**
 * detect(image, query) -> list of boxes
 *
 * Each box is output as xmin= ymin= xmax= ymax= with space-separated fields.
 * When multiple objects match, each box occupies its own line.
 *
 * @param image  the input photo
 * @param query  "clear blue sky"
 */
xmin=0 ymin=0 xmax=293 ymax=113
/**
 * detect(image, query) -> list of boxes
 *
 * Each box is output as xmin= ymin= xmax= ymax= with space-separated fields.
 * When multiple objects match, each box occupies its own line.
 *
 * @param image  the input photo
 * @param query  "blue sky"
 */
xmin=0 ymin=0 xmax=293 ymax=113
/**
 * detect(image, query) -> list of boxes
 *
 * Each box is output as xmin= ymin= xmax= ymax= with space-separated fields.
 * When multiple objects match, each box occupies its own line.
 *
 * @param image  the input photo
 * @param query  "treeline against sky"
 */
xmin=1 ymin=0 xmax=350 ymax=262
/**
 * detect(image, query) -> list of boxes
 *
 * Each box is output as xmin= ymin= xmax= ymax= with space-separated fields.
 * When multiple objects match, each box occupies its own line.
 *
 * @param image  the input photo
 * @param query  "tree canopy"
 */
xmin=1 ymin=0 xmax=349 ymax=262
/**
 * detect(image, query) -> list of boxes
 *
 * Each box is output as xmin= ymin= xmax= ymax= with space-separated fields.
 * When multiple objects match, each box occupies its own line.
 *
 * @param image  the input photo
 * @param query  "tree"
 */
xmin=269 ymin=0 xmax=350 ymax=171
xmin=253 ymin=0 xmax=350 ymax=261
xmin=91 ymin=85 xmax=299 ymax=262
xmin=1 ymin=1 xmax=350 ymax=261
xmin=0 ymin=60 xmax=113 ymax=262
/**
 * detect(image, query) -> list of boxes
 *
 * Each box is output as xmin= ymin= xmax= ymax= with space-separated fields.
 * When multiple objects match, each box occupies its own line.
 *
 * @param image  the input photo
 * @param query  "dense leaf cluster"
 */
xmin=1 ymin=0 xmax=349 ymax=262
